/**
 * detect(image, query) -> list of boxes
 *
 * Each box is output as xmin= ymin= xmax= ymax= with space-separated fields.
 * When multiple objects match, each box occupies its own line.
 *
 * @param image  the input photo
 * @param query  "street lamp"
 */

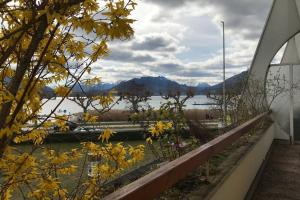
xmin=221 ymin=21 xmax=226 ymax=126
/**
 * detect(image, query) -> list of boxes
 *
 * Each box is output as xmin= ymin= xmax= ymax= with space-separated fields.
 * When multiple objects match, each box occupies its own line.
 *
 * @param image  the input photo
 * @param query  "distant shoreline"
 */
xmin=41 ymin=95 xmax=214 ymax=115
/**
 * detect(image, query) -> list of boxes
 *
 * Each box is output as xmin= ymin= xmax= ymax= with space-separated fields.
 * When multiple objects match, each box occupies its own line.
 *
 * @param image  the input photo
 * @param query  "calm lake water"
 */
xmin=41 ymin=95 xmax=213 ymax=115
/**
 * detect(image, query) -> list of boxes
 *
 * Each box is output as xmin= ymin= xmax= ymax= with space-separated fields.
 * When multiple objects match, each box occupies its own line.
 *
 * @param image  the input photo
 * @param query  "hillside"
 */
xmin=40 ymin=86 xmax=55 ymax=98
xmin=113 ymin=76 xmax=190 ymax=95
xmin=206 ymin=71 xmax=248 ymax=94
xmin=71 ymin=82 xmax=116 ymax=95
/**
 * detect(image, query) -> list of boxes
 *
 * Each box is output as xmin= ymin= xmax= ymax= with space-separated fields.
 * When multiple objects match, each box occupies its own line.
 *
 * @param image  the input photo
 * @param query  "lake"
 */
xmin=41 ymin=95 xmax=214 ymax=115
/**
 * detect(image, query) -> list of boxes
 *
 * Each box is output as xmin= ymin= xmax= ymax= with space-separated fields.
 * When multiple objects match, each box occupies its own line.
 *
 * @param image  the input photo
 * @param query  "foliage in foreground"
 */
xmin=130 ymin=89 xmax=196 ymax=161
xmin=0 ymin=0 xmax=145 ymax=199
xmin=207 ymin=69 xmax=289 ymax=126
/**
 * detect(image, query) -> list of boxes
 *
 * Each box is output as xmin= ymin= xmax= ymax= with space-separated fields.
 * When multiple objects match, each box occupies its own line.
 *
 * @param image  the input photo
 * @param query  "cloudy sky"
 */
xmin=92 ymin=0 xmax=274 ymax=85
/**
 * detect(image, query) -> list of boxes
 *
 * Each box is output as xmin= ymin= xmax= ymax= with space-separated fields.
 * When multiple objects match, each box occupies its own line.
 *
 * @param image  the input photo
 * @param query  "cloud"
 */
xmin=153 ymin=62 xmax=217 ymax=77
xmin=131 ymin=33 xmax=185 ymax=52
xmin=157 ymin=63 xmax=182 ymax=71
xmin=105 ymin=48 xmax=156 ymax=63
xmin=146 ymin=0 xmax=187 ymax=8
xmin=178 ymin=70 xmax=216 ymax=77
xmin=89 ymin=0 xmax=273 ymax=85
xmin=147 ymin=0 xmax=272 ymax=41
xmin=103 ymin=32 xmax=187 ymax=64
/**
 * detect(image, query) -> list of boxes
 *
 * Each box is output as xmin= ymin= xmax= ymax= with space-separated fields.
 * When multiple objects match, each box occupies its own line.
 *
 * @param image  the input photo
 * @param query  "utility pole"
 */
xmin=221 ymin=21 xmax=226 ymax=126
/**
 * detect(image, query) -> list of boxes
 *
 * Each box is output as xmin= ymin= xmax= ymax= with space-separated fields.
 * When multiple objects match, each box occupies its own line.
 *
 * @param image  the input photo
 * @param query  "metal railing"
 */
xmin=103 ymin=112 xmax=269 ymax=200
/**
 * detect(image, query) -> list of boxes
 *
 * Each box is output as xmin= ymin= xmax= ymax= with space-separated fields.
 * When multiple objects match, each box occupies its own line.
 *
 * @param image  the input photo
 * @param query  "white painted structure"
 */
xmin=207 ymin=124 xmax=275 ymax=200
xmin=248 ymin=0 xmax=300 ymax=142
xmin=206 ymin=2 xmax=300 ymax=198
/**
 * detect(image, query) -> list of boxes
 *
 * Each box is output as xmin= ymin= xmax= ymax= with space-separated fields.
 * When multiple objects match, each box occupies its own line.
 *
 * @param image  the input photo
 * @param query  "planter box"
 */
xmin=205 ymin=124 xmax=274 ymax=200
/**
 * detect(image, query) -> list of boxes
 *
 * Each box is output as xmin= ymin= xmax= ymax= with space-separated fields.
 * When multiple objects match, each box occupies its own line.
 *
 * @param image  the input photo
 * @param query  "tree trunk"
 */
xmin=0 ymin=15 xmax=48 ymax=157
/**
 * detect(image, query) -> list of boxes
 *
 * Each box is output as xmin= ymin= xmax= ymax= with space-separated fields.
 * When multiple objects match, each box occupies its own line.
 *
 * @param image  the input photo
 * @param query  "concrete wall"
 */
xmin=207 ymin=124 xmax=274 ymax=200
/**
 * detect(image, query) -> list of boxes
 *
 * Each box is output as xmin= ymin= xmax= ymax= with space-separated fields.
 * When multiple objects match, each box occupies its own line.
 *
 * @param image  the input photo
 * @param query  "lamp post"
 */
xmin=289 ymin=64 xmax=294 ymax=144
xmin=221 ymin=21 xmax=226 ymax=126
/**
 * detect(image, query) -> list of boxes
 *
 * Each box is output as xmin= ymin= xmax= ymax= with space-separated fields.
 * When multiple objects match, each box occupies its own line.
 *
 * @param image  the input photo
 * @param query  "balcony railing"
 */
xmin=103 ymin=112 xmax=269 ymax=200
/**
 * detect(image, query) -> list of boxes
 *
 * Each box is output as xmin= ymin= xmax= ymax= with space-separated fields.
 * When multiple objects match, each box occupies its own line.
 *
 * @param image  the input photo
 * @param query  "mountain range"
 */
xmin=205 ymin=71 xmax=248 ymax=93
xmin=111 ymin=71 xmax=248 ymax=95
xmin=44 ymin=71 xmax=248 ymax=97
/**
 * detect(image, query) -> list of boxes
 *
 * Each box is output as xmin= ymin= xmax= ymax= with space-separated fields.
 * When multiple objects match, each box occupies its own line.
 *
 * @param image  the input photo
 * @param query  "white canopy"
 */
xmin=248 ymin=0 xmax=300 ymax=141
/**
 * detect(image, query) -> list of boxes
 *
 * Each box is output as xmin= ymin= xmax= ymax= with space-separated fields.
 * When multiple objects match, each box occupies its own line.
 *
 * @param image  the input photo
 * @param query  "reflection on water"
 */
xmin=41 ymin=95 xmax=213 ymax=115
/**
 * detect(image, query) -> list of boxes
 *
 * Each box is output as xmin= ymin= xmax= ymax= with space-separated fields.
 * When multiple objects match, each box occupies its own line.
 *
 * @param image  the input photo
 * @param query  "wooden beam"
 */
xmin=103 ymin=112 xmax=268 ymax=200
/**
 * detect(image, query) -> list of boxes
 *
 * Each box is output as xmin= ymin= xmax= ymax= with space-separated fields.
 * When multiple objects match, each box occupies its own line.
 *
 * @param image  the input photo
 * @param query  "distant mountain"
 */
xmin=46 ymin=71 xmax=248 ymax=97
xmin=194 ymin=82 xmax=210 ymax=94
xmin=197 ymin=83 xmax=210 ymax=89
xmin=40 ymin=86 xmax=55 ymax=98
xmin=71 ymin=82 xmax=116 ymax=95
xmin=112 ymin=72 xmax=248 ymax=96
xmin=113 ymin=76 xmax=192 ymax=95
xmin=206 ymin=71 xmax=248 ymax=94
xmin=94 ymin=83 xmax=116 ymax=91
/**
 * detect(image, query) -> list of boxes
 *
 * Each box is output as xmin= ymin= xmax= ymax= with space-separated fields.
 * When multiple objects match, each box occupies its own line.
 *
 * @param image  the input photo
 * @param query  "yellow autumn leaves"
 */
xmin=146 ymin=121 xmax=173 ymax=144
xmin=149 ymin=121 xmax=173 ymax=137
xmin=0 ymin=0 xmax=142 ymax=199
xmin=0 ymin=147 xmax=81 ymax=199
xmin=82 ymin=141 xmax=145 ymax=178
xmin=54 ymin=86 xmax=70 ymax=97
xmin=91 ymin=41 xmax=109 ymax=61
xmin=99 ymin=128 xmax=114 ymax=142
xmin=13 ymin=129 xmax=47 ymax=145
xmin=0 ymin=138 xmax=145 ymax=199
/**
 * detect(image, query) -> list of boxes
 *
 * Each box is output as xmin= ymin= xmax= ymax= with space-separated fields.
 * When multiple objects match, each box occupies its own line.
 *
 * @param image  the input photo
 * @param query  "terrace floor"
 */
xmin=252 ymin=141 xmax=300 ymax=200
